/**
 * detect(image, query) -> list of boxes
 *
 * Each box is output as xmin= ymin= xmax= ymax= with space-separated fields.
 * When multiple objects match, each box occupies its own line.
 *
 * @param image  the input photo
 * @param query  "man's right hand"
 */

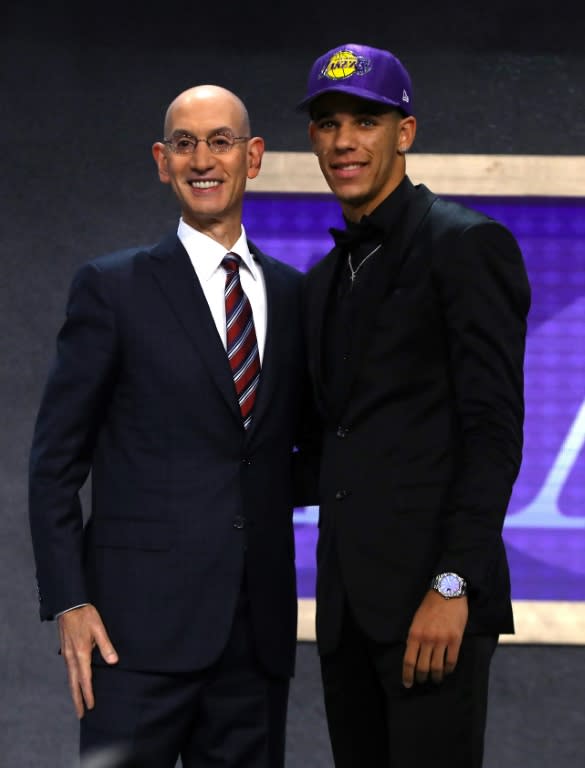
xmin=57 ymin=604 xmax=119 ymax=718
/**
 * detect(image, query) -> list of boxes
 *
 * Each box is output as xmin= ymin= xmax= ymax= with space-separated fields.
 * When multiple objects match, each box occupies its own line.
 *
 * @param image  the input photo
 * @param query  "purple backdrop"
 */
xmin=244 ymin=193 xmax=585 ymax=600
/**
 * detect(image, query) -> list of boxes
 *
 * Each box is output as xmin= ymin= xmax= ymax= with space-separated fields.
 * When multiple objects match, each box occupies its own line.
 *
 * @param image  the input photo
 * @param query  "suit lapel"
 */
xmin=244 ymin=243 xmax=281 ymax=438
xmin=148 ymin=232 xmax=241 ymax=422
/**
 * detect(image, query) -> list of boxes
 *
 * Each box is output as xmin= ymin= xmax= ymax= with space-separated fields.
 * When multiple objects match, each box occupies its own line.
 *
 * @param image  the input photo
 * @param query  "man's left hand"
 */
xmin=402 ymin=590 xmax=468 ymax=688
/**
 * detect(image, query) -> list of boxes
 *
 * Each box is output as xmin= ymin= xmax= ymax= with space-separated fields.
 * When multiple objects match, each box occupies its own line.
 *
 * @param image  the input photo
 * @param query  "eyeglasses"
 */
xmin=162 ymin=132 xmax=250 ymax=155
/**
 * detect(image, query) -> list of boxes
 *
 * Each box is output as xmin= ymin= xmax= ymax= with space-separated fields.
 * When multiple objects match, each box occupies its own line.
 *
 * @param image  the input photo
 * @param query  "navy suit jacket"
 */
xmin=29 ymin=232 xmax=306 ymax=678
xmin=303 ymin=182 xmax=531 ymax=655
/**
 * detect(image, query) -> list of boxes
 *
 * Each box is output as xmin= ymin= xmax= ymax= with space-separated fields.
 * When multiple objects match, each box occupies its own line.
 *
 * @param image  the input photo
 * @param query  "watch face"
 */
xmin=439 ymin=573 xmax=461 ymax=597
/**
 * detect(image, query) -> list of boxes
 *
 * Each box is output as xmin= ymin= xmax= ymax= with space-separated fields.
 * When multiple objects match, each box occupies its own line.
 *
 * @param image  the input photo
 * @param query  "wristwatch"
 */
xmin=431 ymin=572 xmax=467 ymax=599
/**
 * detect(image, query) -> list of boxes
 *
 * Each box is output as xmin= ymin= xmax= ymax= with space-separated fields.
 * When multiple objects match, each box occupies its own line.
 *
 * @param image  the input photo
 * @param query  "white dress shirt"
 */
xmin=178 ymin=219 xmax=267 ymax=362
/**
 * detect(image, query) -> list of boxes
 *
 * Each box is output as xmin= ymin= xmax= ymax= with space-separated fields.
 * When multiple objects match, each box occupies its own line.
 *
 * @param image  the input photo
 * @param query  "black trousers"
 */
xmin=320 ymin=604 xmax=498 ymax=768
xmin=80 ymin=590 xmax=289 ymax=768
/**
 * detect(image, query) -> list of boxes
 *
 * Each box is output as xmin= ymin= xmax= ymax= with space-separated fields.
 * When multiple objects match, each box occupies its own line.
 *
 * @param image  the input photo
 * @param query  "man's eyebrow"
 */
xmin=169 ymin=126 xmax=237 ymax=137
xmin=311 ymin=110 xmax=336 ymax=120
xmin=167 ymin=129 xmax=195 ymax=139
xmin=207 ymin=126 xmax=237 ymax=135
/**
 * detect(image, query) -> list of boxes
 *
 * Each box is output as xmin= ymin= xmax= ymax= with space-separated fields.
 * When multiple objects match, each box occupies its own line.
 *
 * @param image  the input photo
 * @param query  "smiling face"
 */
xmin=308 ymin=93 xmax=416 ymax=221
xmin=152 ymin=85 xmax=264 ymax=248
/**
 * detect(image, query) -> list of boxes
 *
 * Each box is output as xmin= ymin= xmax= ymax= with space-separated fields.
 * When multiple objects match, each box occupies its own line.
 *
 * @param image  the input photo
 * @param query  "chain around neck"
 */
xmin=347 ymin=243 xmax=382 ymax=285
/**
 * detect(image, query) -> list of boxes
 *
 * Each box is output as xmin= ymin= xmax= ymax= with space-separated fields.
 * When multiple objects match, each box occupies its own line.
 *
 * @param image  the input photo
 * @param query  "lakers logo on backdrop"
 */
xmin=320 ymin=49 xmax=372 ymax=80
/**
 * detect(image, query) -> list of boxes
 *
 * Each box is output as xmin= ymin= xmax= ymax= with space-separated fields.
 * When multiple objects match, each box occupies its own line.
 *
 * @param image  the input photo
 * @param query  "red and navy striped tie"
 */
xmin=222 ymin=253 xmax=261 ymax=429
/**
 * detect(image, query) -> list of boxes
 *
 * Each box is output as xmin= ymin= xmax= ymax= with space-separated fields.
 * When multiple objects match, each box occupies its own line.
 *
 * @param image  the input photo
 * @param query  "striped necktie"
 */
xmin=222 ymin=253 xmax=261 ymax=429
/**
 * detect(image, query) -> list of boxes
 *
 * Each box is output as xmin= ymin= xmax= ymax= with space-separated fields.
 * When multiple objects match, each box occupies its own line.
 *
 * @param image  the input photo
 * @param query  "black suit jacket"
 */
xmin=29 ymin=232 xmax=305 ymax=678
xmin=303 ymin=182 xmax=531 ymax=655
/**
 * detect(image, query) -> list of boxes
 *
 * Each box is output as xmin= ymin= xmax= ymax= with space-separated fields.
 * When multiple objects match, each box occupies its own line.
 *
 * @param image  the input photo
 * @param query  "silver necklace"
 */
xmin=347 ymin=243 xmax=382 ymax=285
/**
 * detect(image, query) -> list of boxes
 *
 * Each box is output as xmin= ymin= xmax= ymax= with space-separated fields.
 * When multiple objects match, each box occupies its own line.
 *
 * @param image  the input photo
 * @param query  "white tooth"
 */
xmin=190 ymin=180 xmax=220 ymax=188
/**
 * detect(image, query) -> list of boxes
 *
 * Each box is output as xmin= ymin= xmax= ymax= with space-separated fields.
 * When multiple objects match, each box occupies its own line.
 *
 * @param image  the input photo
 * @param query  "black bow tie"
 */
xmin=329 ymin=217 xmax=382 ymax=250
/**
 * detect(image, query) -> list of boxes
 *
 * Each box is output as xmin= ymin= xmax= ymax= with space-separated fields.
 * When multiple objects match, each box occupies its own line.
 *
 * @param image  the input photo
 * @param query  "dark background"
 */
xmin=1 ymin=2 xmax=584 ymax=765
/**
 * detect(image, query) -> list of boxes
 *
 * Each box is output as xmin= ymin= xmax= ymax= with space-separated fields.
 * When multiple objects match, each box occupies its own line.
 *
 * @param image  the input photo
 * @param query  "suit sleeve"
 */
xmin=28 ymin=262 xmax=118 ymax=620
xmin=432 ymin=220 xmax=531 ymax=597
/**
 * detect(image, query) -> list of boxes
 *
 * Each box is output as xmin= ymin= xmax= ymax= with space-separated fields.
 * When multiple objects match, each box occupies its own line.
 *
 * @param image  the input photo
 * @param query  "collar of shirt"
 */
xmin=329 ymin=175 xmax=416 ymax=250
xmin=176 ymin=218 xmax=267 ymax=362
xmin=177 ymin=219 xmax=260 ymax=283
xmin=357 ymin=174 xmax=415 ymax=236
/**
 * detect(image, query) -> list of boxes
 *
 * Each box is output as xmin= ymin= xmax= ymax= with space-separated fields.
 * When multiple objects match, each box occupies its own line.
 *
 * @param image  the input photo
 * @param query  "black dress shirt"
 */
xmin=323 ymin=176 xmax=416 ymax=402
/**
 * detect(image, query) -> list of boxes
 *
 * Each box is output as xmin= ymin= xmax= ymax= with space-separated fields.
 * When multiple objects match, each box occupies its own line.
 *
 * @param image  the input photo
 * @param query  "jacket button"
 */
xmin=336 ymin=426 xmax=348 ymax=438
xmin=335 ymin=489 xmax=349 ymax=500
xmin=233 ymin=516 xmax=246 ymax=529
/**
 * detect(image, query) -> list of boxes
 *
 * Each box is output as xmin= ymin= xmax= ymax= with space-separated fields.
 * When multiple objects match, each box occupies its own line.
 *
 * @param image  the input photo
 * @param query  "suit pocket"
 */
xmin=90 ymin=518 xmax=172 ymax=551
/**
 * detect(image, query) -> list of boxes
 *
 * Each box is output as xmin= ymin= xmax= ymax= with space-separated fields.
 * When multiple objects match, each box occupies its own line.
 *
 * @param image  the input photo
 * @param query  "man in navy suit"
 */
xmin=29 ymin=84 xmax=306 ymax=767
xmin=297 ymin=45 xmax=531 ymax=767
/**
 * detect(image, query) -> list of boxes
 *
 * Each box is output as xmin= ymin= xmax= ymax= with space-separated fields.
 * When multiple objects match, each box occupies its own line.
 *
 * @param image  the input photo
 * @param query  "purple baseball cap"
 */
xmin=297 ymin=43 xmax=414 ymax=116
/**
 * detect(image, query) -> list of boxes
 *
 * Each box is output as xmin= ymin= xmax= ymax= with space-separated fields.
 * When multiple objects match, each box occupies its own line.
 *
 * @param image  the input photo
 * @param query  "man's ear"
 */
xmin=152 ymin=142 xmax=171 ymax=184
xmin=247 ymin=137 xmax=265 ymax=180
xmin=397 ymin=116 xmax=417 ymax=154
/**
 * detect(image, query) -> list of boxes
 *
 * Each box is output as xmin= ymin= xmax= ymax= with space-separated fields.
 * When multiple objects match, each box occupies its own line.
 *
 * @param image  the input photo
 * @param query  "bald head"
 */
xmin=163 ymin=85 xmax=250 ymax=138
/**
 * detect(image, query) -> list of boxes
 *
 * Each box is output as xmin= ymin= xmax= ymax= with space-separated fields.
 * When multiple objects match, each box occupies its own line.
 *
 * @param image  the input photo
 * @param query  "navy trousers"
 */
xmin=80 ymin=589 xmax=289 ymax=768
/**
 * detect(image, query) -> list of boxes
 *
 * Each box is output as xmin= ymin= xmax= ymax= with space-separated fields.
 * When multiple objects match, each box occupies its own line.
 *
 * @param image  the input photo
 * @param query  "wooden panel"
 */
xmin=297 ymin=599 xmax=585 ymax=645
xmin=251 ymin=153 xmax=585 ymax=197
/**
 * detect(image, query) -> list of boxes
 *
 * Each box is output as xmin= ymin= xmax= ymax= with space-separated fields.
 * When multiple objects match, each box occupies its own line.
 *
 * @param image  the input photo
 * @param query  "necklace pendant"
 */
xmin=346 ymin=243 xmax=382 ymax=288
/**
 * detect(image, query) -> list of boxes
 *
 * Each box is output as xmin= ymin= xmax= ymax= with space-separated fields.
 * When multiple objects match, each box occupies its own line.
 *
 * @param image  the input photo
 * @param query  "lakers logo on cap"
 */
xmin=320 ymin=49 xmax=372 ymax=81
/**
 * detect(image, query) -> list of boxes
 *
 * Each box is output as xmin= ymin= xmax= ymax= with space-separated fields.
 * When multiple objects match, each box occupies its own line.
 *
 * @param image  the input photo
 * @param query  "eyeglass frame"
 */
xmin=161 ymin=130 xmax=251 ymax=155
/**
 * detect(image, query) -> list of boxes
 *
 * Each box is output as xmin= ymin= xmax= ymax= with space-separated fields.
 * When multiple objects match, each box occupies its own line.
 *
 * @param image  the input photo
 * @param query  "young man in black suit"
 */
xmin=297 ymin=44 xmax=531 ymax=767
xmin=29 ymin=84 xmax=306 ymax=767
